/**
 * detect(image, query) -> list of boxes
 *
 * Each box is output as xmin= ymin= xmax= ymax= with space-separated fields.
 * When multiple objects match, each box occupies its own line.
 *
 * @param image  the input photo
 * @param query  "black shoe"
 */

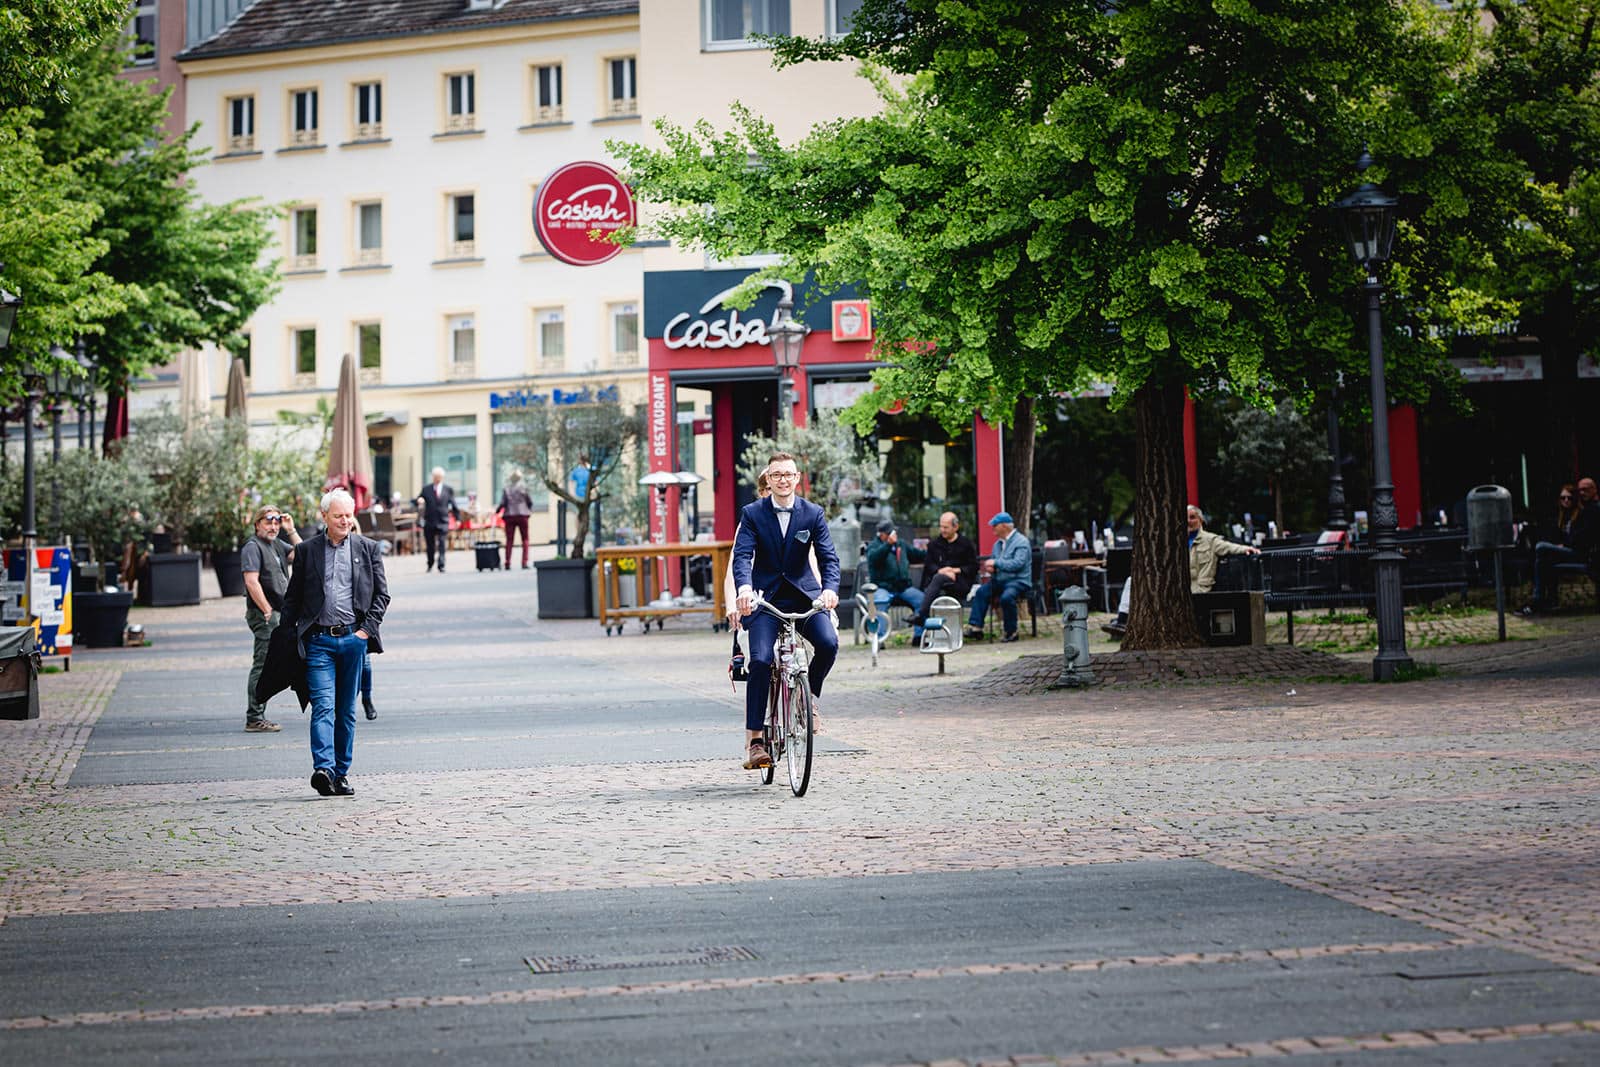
xmin=1101 ymin=624 xmax=1126 ymax=638
xmin=963 ymin=627 xmax=986 ymax=640
xmin=426 ymin=563 xmax=434 ymax=573
xmin=363 ymin=696 xmax=377 ymax=721
xmin=332 ymin=776 xmax=355 ymax=797
xmin=1001 ymin=632 xmax=1020 ymax=643
xmin=310 ymin=769 xmax=334 ymax=797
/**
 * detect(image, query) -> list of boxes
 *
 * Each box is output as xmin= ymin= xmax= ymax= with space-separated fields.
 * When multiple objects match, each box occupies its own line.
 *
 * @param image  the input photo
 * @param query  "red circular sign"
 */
xmin=533 ymin=161 xmax=636 ymax=266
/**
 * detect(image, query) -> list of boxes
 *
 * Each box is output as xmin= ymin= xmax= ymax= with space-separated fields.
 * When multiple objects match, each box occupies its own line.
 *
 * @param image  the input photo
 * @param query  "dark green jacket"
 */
xmin=866 ymin=537 xmax=924 ymax=593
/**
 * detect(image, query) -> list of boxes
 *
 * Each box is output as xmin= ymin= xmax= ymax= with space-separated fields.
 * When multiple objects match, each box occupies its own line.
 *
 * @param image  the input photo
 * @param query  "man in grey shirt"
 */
xmin=240 ymin=505 xmax=300 ymax=732
xmin=282 ymin=489 xmax=391 ymax=798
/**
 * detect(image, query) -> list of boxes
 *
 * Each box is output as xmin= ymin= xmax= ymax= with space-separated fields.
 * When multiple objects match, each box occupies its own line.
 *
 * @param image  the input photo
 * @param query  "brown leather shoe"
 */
xmin=743 ymin=740 xmax=772 ymax=770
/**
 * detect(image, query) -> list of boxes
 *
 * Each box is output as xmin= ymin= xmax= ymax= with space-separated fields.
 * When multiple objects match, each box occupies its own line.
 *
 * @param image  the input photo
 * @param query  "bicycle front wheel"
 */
xmin=786 ymin=681 xmax=814 ymax=797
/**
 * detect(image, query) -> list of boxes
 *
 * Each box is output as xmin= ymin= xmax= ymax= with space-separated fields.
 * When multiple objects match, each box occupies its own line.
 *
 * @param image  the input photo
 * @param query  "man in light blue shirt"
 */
xmin=966 ymin=512 xmax=1032 ymax=643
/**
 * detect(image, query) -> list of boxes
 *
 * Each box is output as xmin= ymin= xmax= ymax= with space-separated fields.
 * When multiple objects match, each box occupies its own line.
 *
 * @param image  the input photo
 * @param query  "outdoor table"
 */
xmin=595 ymin=540 xmax=733 ymax=636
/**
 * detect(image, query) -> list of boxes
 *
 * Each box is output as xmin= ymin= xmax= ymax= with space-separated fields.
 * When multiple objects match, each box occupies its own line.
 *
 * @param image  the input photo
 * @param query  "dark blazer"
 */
xmin=253 ymin=620 xmax=310 ymax=710
xmin=920 ymin=533 xmax=979 ymax=598
xmin=415 ymin=483 xmax=460 ymax=528
xmin=282 ymin=531 xmax=391 ymax=655
xmin=731 ymin=496 xmax=840 ymax=601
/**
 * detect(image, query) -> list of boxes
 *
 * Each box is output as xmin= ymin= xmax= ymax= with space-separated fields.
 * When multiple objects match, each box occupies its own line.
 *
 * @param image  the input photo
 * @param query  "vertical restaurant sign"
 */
xmin=5 ymin=547 xmax=72 ymax=657
xmin=532 ymin=162 xmax=636 ymax=266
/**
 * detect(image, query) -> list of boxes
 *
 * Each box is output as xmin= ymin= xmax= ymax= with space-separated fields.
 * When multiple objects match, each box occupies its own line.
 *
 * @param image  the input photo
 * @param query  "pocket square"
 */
xmin=796 ymin=529 xmax=811 ymax=544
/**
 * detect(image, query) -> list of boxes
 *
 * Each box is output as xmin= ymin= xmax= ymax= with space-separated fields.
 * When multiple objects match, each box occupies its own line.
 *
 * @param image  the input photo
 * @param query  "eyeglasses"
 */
xmin=767 ymin=471 xmax=799 ymax=480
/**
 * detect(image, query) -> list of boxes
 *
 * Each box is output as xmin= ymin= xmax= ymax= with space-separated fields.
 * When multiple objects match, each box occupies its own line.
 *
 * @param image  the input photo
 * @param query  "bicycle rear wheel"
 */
xmin=786 ymin=681 xmax=814 ymax=796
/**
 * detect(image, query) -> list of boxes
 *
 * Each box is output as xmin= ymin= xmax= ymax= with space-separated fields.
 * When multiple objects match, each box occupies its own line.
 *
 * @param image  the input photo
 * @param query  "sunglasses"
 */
xmin=262 ymin=516 xmax=282 ymax=523
xmin=1559 ymin=495 xmax=1573 ymax=502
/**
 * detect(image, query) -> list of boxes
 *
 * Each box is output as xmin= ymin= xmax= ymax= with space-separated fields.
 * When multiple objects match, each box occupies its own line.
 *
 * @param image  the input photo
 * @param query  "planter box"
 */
xmin=535 ymin=557 xmax=596 ymax=619
xmin=212 ymin=550 xmax=245 ymax=597
xmin=138 ymin=552 xmax=202 ymax=607
xmin=75 ymin=590 xmax=135 ymax=648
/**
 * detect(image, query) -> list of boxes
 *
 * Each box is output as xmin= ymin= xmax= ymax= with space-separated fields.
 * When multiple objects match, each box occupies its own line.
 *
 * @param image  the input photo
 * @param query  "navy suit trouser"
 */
xmin=744 ymin=602 xmax=838 ymax=732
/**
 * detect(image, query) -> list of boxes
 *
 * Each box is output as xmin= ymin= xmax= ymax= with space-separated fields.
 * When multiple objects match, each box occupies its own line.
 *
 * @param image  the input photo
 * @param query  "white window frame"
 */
xmin=444 ymin=71 xmax=477 ymax=131
xmin=827 ymin=0 xmax=864 ymax=38
xmin=447 ymin=314 xmax=476 ymax=378
xmin=535 ymin=308 xmax=565 ymax=369
xmin=355 ymin=321 xmax=382 ymax=381
xmin=447 ymin=192 xmax=476 ymax=258
xmin=128 ymin=0 xmax=157 ymax=65
xmin=605 ymin=56 xmax=637 ymax=117
xmin=224 ymin=94 xmax=256 ymax=152
xmin=354 ymin=200 xmax=383 ymax=265
xmin=289 ymin=87 xmax=320 ymax=145
xmin=291 ymin=326 xmax=317 ymax=385
xmin=532 ymin=62 xmax=564 ymax=123
xmin=702 ymin=0 xmax=790 ymax=50
xmin=353 ymin=80 xmax=383 ymax=139
xmin=609 ymin=302 xmax=640 ymax=366
xmin=290 ymin=206 xmax=318 ymax=268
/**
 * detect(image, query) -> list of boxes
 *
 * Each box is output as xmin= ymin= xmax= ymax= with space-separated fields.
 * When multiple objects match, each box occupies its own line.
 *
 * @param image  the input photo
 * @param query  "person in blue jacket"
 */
xmin=965 ymin=512 xmax=1031 ymax=643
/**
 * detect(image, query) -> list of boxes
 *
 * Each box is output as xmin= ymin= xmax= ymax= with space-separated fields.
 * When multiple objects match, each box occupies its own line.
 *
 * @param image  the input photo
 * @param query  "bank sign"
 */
xmin=643 ymin=270 xmax=860 ymax=352
xmin=532 ymin=162 xmax=635 ymax=266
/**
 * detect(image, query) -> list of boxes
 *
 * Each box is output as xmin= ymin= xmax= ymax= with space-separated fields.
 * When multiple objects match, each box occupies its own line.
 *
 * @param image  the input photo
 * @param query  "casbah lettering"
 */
xmin=661 ymin=279 xmax=807 ymax=351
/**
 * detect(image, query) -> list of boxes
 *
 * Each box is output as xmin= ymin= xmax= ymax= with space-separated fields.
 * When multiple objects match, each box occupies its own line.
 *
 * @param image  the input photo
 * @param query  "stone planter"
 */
xmin=535 ymin=557 xmax=597 ymax=619
xmin=75 ymin=590 xmax=135 ymax=648
xmin=138 ymin=551 xmax=202 ymax=607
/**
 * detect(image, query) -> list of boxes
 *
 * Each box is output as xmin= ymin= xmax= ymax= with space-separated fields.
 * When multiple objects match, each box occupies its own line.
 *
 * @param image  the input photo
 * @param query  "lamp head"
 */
xmin=1334 ymin=149 xmax=1398 ymax=268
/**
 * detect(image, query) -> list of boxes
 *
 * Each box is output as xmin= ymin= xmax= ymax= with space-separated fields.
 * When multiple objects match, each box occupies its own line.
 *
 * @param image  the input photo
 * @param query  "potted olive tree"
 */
xmin=47 ymin=449 xmax=152 ymax=646
xmin=515 ymin=395 xmax=643 ymax=619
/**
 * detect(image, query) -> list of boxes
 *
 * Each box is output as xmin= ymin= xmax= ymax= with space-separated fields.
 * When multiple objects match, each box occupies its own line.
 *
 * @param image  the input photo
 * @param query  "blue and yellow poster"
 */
xmin=4 ymin=547 xmax=72 ymax=659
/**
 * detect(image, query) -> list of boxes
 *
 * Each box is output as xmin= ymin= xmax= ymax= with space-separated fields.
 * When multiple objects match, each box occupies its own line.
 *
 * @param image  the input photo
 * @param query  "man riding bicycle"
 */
xmin=732 ymin=452 xmax=841 ymax=770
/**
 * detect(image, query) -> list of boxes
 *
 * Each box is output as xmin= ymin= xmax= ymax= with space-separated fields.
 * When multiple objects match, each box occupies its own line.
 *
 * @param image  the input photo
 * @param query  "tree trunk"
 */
xmin=1122 ymin=381 xmax=1203 ymax=650
xmin=570 ymin=504 xmax=590 ymax=559
xmin=1005 ymin=396 xmax=1036 ymax=533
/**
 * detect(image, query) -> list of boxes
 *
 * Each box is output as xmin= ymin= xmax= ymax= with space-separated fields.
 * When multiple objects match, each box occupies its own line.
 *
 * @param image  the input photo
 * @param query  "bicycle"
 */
xmin=748 ymin=594 xmax=823 ymax=797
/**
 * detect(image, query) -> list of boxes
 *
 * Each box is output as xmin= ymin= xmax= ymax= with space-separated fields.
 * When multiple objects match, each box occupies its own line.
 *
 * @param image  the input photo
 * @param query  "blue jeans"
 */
xmin=869 ymin=586 xmax=924 ymax=637
xmin=307 ymin=632 xmax=367 ymax=776
xmin=361 ymin=652 xmax=372 ymax=699
xmin=969 ymin=579 xmax=1030 ymax=636
xmin=1532 ymin=541 xmax=1577 ymax=605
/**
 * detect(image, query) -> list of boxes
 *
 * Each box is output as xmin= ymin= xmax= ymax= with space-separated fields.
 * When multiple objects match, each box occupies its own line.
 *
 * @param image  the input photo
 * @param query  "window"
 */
xmin=449 ymin=194 xmax=475 ymax=256
xmin=533 ymin=63 xmax=563 ymax=122
xmin=448 ymin=314 xmax=475 ymax=375
xmin=705 ymin=0 xmax=789 ymax=47
xmin=607 ymin=57 xmax=637 ymax=116
xmin=422 ymin=416 xmax=478 ymax=496
xmin=355 ymin=201 xmax=382 ymax=264
xmin=535 ymin=309 xmax=565 ymax=368
xmin=445 ymin=72 xmax=476 ymax=130
xmin=290 ymin=88 xmax=319 ymax=144
xmin=353 ymin=81 xmax=382 ymax=138
xmin=610 ymin=302 xmax=639 ymax=366
xmin=128 ymin=0 xmax=157 ymax=64
xmin=828 ymin=0 xmax=863 ymax=36
xmin=293 ymin=327 xmax=317 ymax=378
xmin=290 ymin=206 xmax=318 ymax=268
xmin=356 ymin=322 xmax=381 ymax=372
xmin=225 ymin=94 xmax=255 ymax=152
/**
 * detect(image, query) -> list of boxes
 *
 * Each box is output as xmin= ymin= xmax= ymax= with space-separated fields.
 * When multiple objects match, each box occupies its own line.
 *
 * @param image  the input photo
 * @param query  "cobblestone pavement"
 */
xmin=2 ymin=552 xmax=1597 ymax=1061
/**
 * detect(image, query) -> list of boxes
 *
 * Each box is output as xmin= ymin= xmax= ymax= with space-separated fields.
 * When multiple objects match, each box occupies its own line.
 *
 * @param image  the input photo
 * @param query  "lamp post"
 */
xmin=19 ymin=359 xmax=43 ymax=623
xmin=767 ymin=292 xmax=807 ymax=425
xmin=74 ymin=338 xmax=93 ymax=451
xmin=1334 ymin=149 xmax=1412 ymax=681
xmin=44 ymin=346 xmax=75 ymax=544
xmin=0 ymin=269 xmax=19 ymax=482
xmin=1325 ymin=373 xmax=1348 ymax=532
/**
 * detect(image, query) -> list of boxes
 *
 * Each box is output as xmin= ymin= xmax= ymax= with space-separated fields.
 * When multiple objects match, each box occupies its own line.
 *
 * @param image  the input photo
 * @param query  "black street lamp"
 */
xmin=768 ymin=292 xmax=807 ymax=424
xmin=1325 ymin=374 xmax=1348 ymax=532
xmin=44 ymin=345 xmax=76 ymax=543
xmin=1334 ymin=149 xmax=1413 ymax=681
xmin=73 ymin=338 xmax=92 ymax=450
xmin=0 ymin=268 xmax=21 ymax=351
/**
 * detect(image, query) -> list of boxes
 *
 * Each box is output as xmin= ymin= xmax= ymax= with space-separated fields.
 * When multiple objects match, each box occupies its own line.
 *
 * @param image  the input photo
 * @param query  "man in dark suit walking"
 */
xmin=283 ymin=488 xmax=391 ymax=797
xmin=732 ymin=452 xmax=840 ymax=770
xmin=414 ymin=466 xmax=460 ymax=573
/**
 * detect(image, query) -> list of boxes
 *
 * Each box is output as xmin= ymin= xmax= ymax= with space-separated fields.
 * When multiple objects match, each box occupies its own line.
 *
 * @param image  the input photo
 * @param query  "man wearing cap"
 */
xmin=241 ymin=504 xmax=300 ymax=732
xmin=966 ymin=512 xmax=1032 ymax=643
xmin=865 ymin=519 xmax=925 ymax=639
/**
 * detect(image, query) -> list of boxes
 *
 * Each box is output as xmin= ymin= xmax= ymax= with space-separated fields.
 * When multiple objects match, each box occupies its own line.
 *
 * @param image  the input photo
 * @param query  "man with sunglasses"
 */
xmin=732 ymin=452 xmax=841 ymax=770
xmin=241 ymin=505 xmax=300 ymax=732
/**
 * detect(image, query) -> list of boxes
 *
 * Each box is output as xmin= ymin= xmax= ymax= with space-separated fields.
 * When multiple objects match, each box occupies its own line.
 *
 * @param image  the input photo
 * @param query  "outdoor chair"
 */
xmin=1085 ymin=546 xmax=1131 ymax=613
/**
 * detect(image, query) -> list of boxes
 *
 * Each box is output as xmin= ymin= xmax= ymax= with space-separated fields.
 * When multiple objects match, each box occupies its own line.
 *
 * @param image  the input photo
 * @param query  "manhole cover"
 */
xmin=525 ymin=945 xmax=759 ymax=975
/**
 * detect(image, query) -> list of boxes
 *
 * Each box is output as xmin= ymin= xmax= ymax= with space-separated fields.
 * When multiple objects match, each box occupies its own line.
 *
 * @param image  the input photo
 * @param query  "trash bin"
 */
xmin=474 ymin=540 xmax=502 ymax=572
xmin=0 ymin=628 xmax=41 ymax=720
xmin=1465 ymin=485 xmax=1514 ymax=552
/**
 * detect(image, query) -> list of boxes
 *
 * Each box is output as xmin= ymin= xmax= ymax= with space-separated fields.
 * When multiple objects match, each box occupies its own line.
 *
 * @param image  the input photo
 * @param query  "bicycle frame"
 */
xmin=749 ymin=595 xmax=823 ymax=796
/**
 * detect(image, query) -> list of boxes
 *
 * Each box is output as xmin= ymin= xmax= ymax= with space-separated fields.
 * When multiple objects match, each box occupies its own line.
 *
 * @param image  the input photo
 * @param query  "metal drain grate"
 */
xmin=525 ymin=945 xmax=759 ymax=975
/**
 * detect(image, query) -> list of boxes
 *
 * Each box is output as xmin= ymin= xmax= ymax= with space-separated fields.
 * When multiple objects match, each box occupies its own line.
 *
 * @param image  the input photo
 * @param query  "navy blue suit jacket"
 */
xmin=731 ymin=496 xmax=841 ymax=602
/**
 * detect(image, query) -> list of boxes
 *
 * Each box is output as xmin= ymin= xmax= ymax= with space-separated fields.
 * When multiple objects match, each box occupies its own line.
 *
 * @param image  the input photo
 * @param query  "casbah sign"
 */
xmin=489 ymin=384 xmax=620 ymax=410
xmin=662 ymin=279 xmax=810 ymax=351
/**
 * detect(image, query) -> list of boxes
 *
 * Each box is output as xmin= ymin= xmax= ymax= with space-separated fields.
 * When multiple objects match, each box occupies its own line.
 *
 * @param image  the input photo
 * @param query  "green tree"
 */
xmin=0 ymin=0 xmax=127 ymax=110
xmin=737 ymin=418 xmax=882 ymax=517
xmin=614 ymin=0 xmax=1512 ymax=648
xmin=512 ymin=398 xmax=645 ymax=558
xmin=1214 ymin=398 xmax=1330 ymax=534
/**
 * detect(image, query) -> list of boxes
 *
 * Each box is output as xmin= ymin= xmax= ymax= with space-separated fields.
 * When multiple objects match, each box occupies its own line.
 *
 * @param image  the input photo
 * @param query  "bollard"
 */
xmin=1053 ymin=585 xmax=1095 ymax=688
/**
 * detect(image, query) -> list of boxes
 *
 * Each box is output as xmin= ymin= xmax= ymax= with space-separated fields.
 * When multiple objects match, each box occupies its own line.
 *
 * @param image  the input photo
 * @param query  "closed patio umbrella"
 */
xmin=224 ymin=357 xmax=248 ymax=422
xmin=177 ymin=349 xmax=211 ymax=428
xmin=325 ymin=351 xmax=372 ymax=511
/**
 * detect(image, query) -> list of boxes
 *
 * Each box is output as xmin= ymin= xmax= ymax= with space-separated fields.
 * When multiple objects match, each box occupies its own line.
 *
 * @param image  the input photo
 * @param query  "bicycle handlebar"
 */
xmin=748 ymin=593 xmax=828 ymax=624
